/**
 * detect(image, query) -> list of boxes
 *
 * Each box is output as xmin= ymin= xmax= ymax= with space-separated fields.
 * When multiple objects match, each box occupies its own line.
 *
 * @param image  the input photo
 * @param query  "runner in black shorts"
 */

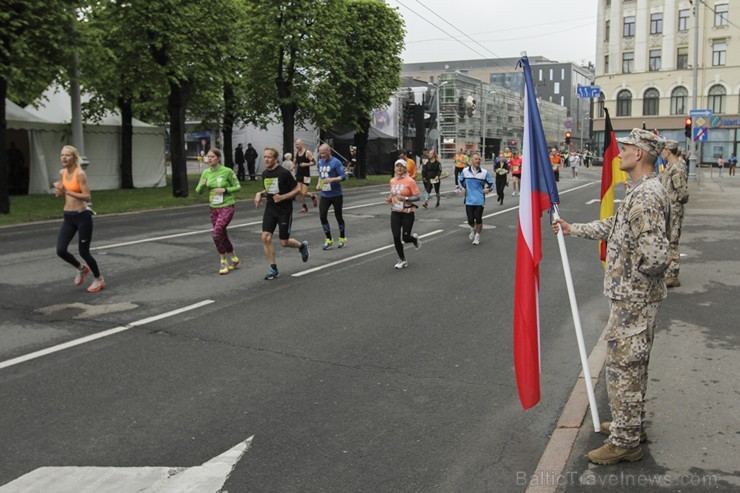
xmin=291 ymin=139 xmax=318 ymax=213
xmin=255 ymin=147 xmax=310 ymax=280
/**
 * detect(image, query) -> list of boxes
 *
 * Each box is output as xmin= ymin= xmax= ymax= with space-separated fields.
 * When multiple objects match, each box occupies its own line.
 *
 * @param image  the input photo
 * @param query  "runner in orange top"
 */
xmin=386 ymin=159 xmax=422 ymax=269
xmin=399 ymin=150 xmax=416 ymax=180
xmin=53 ymin=145 xmax=105 ymax=293
xmin=454 ymin=147 xmax=468 ymax=188
xmin=549 ymin=148 xmax=562 ymax=182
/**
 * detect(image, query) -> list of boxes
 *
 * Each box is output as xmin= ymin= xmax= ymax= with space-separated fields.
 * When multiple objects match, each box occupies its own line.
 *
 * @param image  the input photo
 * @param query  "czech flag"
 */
xmin=513 ymin=56 xmax=561 ymax=410
xmin=599 ymin=108 xmax=627 ymax=264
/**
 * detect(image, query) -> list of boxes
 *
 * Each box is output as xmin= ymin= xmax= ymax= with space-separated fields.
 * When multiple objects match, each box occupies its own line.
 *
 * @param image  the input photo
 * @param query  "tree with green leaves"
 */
xmin=242 ymin=0 xmax=348 ymax=155
xmin=0 ymin=0 xmax=80 ymax=213
xmin=114 ymin=0 xmax=237 ymax=198
xmin=78 ymin=1 xmax=169 ymax=189
xmin=332 ymin=0 xmax=404 ymax=179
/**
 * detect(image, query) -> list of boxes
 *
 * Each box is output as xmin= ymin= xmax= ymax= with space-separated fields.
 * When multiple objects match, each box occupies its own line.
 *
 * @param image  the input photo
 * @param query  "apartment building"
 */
xmin=594 ymin=0 xmax=740 ymax=162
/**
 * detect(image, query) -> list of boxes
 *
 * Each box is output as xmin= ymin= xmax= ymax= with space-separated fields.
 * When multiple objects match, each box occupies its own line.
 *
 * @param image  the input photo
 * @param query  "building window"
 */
xmin=713 ymin=41 xmax=727 ymax=66
xmin=677 ymin=47 xmax=689 ymax=69
xmin=561 ymin=68 xmax=565 ymax=79
xmin=539 ymin=69 xmax=543 ymax=81
xmin=623 ymin=16 xmax=636 ymax=37
xmin=605 ymin=20 xmax=610 ymax=40
xmin=550 ymin=69 xmax=553 ymax=80
xmin=643 ymin=88 xmax=660 ymax=116
xmin=622 ymin=52 xmax=634 ymax=73
xmin=670 ymin=86 xmax=688 ymax=115
xmin=554 ymin=82 xmax=560 ymax=94
xmin=617 ymin=89 xmax=632 ymax=117
xmin=649 ymin=50 xmax=662 ymax=71
xmin=650 ymin=13 xmax=663 ymax=34
xmin=678 ymin=9 xmax=690 ymax=31
xmin=715 ymin=3 xmax=729 ymax=27
xmin=604 ymin=55 xmax=610 ymax=73
xmin=708 ymin=85 xmax=726 ymax=114
xmin=598 ymin=92 xmax=605 ymax=118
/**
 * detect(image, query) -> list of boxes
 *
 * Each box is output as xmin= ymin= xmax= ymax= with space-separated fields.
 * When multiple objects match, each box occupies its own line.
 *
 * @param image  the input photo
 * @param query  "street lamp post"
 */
xmin=429 ymin=81 xmax=447 ymax=159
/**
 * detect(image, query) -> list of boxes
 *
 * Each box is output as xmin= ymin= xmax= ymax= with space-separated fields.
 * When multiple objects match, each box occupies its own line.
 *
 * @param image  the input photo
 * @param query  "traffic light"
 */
xmin=684 ymin=117 xmax=692 ymax=137
xmin=565 ymin=131 xmax=572 ymax=145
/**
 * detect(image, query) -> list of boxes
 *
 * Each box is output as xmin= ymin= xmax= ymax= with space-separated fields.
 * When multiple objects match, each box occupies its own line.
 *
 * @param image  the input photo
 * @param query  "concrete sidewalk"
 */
xmin=528 ymin=169 xmax=740 ymax=492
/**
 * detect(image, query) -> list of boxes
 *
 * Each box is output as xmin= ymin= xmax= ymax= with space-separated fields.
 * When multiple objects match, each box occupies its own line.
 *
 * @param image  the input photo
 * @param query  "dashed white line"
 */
xmin=292 ymin=230 xmax=444 ymax=277
xmin=0 ymin=300 xmax=215 ymax=370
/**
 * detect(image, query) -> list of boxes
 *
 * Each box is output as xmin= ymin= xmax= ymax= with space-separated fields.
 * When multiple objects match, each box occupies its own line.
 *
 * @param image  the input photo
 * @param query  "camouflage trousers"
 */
xmin=605 ymin=300 xmax=661 ymax=448
xmin=666 ymin=208 xmax=684 ymax=279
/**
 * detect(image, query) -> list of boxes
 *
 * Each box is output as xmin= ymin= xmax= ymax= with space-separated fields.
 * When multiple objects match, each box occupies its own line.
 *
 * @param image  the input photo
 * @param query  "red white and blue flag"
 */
xmin=513 ymin=56 xmax=561 ymax=410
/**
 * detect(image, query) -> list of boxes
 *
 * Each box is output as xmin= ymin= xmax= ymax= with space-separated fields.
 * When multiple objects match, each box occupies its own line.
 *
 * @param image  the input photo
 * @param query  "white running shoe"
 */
xmin=412 ymin=233 xmax=421 ymax=251
xmin=394 ymin=259 xmax=408 ymax=269
xmin=469 ymin=228 xmax=475 ymax=240
xmin=472 ymin=234 xmax=480 ymax=245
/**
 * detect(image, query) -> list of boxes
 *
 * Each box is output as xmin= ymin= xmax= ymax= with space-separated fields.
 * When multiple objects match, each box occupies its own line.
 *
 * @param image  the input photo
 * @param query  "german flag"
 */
xmin=599 ymin=108 xmax=627 ymax=265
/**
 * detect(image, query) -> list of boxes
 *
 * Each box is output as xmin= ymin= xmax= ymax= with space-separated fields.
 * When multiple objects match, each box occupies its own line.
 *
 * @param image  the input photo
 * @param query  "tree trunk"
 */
xmin=118 ymin=97 xmax=134 ymax=189
xmin=279 ymin=101 xmax=296 ymax=158
xmin=0 ymin=77 xmax=9 ymax=213
xmin=354 ymin=116 xmax=370 ymax=179
xmin=222 ymin=83 xmax=235 ymax=169
xmin=168 ymin=81 xmax=191 ymax=198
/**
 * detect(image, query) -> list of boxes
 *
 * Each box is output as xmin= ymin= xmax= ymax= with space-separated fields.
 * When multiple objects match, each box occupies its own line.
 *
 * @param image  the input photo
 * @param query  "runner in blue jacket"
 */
xmin=458 ymin=152 xmax=494 ymax=245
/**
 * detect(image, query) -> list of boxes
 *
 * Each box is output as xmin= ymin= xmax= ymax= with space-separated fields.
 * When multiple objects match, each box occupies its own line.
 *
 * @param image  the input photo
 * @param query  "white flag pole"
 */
xmin=552 ymin=205 xmax=601 ymax=432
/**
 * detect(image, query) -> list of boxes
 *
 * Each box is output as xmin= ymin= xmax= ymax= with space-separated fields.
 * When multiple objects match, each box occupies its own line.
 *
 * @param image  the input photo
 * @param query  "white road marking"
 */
xmin=0 ymin=300 xmax=214 ymax=371
xmin=292 ymin=230 xmax=444 ymax=277
xmin=586 ymin=198 xmax=623 ymax=205
xmin=93 ymin=199 xmax=395 ymax=251
xmin=0 ymin=437 xmax=253 ymax=493
xmin=458 ymin=182 xmax=596 ymax=226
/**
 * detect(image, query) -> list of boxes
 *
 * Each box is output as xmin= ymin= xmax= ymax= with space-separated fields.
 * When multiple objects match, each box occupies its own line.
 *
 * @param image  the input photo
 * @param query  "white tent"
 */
xmin=6 ymin=86 xmax=166 ymax=194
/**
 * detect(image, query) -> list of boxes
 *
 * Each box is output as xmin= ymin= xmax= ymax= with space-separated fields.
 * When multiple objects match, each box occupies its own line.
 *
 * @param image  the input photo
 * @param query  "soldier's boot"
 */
xmin=587 ymin=443 xmax=643 ymax=465
xmin=665 ymin=277 xmax=681 ymax=288
xmin=600 ymin=421 xmax=647 ymax=443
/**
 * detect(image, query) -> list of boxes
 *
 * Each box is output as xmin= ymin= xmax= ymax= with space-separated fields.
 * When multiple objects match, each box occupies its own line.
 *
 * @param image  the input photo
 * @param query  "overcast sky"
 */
xmin=391 ymin=0 xmax=598 ymax=66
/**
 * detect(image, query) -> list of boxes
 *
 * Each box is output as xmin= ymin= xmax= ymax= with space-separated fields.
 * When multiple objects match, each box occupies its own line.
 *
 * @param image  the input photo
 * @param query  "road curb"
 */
xmin=525 ymin=331 xmax=608 ymax=493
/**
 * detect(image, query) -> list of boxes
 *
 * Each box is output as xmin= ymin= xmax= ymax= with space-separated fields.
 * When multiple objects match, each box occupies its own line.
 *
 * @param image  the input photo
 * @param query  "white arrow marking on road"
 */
xmin=292 ymin=229 xmax=444 ymax=277
xmin=0 ymin=437 xmax=253 ymax=493
xmin=0 ymin=300 xmax=214 ymax=371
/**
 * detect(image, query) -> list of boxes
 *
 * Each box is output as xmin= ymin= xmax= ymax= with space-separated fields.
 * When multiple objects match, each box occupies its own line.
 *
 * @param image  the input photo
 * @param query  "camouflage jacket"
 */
xmin=659 ymin=159 xmax=689 ymax=209
xmin=571 ymin=175 xmax=670 ymax=302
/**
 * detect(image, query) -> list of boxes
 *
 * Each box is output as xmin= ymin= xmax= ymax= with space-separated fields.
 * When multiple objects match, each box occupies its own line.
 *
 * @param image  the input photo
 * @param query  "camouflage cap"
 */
xmin=663 ymin=139 xmax=679 ymax=151
xmin=617 ymin=128 xmax=665 ymax=157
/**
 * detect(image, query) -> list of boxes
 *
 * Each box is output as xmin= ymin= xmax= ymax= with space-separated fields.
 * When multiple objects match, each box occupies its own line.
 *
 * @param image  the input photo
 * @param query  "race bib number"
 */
xmin=303 ymin=176 xmax=312 ymax=185
xmin=212 ymin=192 xmax=224 ymax=205
xmin=430 ymin=178 xmax=439 ymax=184
xmin=392 ymin=198 xmax=404 ymax=211
xmin=322 ymin=181 xmax=332 ymax=192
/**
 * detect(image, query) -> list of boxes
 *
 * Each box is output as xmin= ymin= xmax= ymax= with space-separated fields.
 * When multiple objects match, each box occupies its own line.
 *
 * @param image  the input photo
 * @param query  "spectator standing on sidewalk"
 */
xmin=729 ymin=153 xmax=737 ymax=176
xmin=234 ymin=143 xmax=246 ymax=181
xmin=660 ymin=139 xmax=689 ymax=288
xmin=552 ymin=129 xmax=671 ymax=466
xmin=245 ymin=143 xmax=258 ymax=181
xmin=717 ymin=155 xmax=726 ymax=177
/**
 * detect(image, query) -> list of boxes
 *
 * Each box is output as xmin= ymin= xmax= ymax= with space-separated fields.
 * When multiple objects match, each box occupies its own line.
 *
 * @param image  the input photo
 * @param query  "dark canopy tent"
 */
xmin=328 ymin=127 xmax=397 ymax=175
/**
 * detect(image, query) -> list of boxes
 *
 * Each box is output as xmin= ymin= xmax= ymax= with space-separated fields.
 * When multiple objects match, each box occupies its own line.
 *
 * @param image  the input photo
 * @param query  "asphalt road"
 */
xmin=0 ymin=168 xmax=613 ymax=492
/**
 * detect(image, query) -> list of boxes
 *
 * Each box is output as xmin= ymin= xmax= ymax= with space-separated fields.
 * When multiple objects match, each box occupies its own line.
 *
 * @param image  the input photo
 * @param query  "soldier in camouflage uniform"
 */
xmin=660 ymin=139 xmax=689 ymax=287
xmin=552 ymin=128 xmax=671 ymax=465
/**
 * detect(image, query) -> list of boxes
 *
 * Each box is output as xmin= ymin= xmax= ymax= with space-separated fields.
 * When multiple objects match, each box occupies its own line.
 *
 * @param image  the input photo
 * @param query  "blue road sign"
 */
xmin=690 ymin=109 xmax=713 ymax=118
xmin=576 ymin=86 xmax=601 ymax=98
xmin=693 ymin=126 xmax=708 ymax=142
